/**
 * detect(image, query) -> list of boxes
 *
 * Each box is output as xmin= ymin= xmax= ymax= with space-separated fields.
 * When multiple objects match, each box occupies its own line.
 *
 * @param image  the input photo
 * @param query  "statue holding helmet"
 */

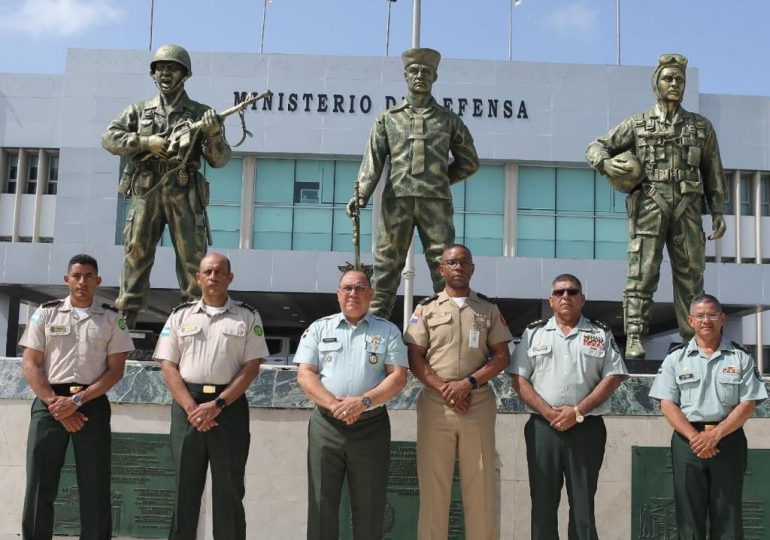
xmin=102 ymin=44 xmax=231 ymax=327
xmin=586 ymin=53 xmax=727 ymax=359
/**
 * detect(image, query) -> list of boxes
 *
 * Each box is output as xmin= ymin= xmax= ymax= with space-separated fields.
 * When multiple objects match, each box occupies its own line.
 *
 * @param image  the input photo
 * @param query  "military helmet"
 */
xmin=605 ymin=151 xmax=643 ymax=193
xmin=150 ymin=44 xmax=192 ymax=74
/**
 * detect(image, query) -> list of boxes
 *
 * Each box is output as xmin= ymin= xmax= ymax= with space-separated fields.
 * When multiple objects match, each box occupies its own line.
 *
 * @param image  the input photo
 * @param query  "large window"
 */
xmin=5 ymin=153 xmax=18 ymax=194
xmin=26 ymin=154 xmax=38 ymax=194
xmin=203 ymin=158 xmax=243 ymax=249
xmin=47 ymin=154 xmax=58 ymax=195
xmin=450 ymin=165 xmax=505 ymax=256
xmin=517 ymin=166 xmax=627 ymax=259
xmin=252 ymin=158 xmax=369 ymax=252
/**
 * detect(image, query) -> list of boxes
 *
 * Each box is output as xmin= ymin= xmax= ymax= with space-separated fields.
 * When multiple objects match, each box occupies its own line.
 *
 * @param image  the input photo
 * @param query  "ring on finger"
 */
xmin=196 ymin=417 xmax=203 ymax=423
xmin=450 ymin=399 xmax=456 ymax=406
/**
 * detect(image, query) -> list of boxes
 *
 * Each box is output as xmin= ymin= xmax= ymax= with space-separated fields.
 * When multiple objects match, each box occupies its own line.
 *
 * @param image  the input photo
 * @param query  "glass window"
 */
xmin=723 ymin=170 xmax=736 ymax=215
xmin=26 ymin=154 xmax=38 ymax=194
xmin=452 ymin=165 xmax=505 ymax=256
xmin=739 ymin=172 xmax=753 ymax=216
xmin=761 ymin=174 xmax=770 ymax=217
xmin=47 ymin=154 xmax=58 ymax=195
xmin=203 ymin=158 xmax=244 ymax=249
xmin=5 ymin=153 xmax=18 ymax=194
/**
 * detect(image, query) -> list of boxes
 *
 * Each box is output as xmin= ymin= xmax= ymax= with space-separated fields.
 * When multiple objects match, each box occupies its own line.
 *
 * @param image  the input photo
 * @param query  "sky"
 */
xmin=0 ymin=0 xmax=767 ymax=96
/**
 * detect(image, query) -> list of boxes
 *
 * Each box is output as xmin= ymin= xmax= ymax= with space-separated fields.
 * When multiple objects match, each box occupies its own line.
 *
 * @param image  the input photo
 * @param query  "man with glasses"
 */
xmin=406 ymin=244 xmax=512 ymax=540
xmin=649 ymin=294 xmax=767 ymax=539
xmin=347 ymin=48 xmax=479 ymax=318
xmin=294 ymin=269 xmax=408 ymax=540
xmin=509 ymin=273 xmax=627 ymax=540
xmin=586 ymin=54 xmax=727 ymax=360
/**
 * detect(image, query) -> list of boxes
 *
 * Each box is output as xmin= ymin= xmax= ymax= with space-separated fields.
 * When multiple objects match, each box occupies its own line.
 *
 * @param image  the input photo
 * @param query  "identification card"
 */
xmin=469 ymin=330 xmax=480 ymax=348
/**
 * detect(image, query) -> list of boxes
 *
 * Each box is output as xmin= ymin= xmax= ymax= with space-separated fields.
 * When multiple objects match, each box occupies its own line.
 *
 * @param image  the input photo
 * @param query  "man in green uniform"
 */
xmin=586 ymin=54 xmax=727 ymax=359
xmin=103 ymin=44 xmax=231 ymax=327
xmin=20 ymin=254 xmax=134 ymax=540
xmin=649 ymin=294 xmax=767 ymax=539
xmin=509 ymin=274 xmax=628 ymax=540
xmin=154 ymin=253 xmax=268 ymax=540
xmin=294 ymin=270 xmax=408 ymax=540
xmin=347 ymin=48 xmax=479 ymax=318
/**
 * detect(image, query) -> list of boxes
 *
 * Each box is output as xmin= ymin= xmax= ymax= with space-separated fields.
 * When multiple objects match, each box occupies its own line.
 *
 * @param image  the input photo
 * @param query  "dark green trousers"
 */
xmin=525 ymin=414 xmax=606 ymax=540
xmin=671 ymin=428 xmax=747 ymax=540
xmin=22 ymin=395 xmax=112 ymax=540
xmin=307 ymin=406 xmax=390 ymax=540
xmin=168 ymin=393 xmax=250 ymax=540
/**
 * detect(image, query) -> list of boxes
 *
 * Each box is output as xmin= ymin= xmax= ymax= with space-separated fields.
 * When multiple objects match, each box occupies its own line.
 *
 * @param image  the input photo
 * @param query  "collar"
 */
xmin=436 ymin=289 xmax=480 ymax=306
xmin=650 ymin=102 xmax=690 ymax=125
xmin=61 ymin=296 xmax=103 ymax=314
xmin=683 ymin=336 xmax=733 ymax=356
xmin=543 ymin=315 xmax=589 ymax=332
xmin=192 ymin=296 xmax=236 ymax=314
xmin=389 ymin=96 xmax=440 ymax=115
xmin=151 ymin=91 xmax=193 ymax=114
xmin=333 ymin=312 xmax=373 ymax=328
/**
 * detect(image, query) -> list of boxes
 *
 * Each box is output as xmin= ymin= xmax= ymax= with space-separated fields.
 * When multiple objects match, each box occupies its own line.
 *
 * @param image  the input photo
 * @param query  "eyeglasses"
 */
xmin=657 ymin=54 xmax=688 ymax=69
xmin=339 ymin=285 xmax=370 ymax=295
xmin=690 ymin=312 xmax=722 ymax=322
xmin=441 ymin=259 xmax=473 ymax=268
xmin=551 ymin=288 xmax=581 ymax=297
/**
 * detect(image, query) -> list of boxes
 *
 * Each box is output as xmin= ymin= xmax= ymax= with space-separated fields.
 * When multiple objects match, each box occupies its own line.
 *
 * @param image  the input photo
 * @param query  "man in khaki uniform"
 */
xmin=405 ymin=244 xmax=512 ymax=540
xmin=154 ymin=253 xmax=268 ymax=540
xmin=20 ymin=254 xmax=134 ymax=540
xmin=348 ymin=48 xmax=479 ymax=318
xmin=102 ymin=44 xmax=231 ymax=327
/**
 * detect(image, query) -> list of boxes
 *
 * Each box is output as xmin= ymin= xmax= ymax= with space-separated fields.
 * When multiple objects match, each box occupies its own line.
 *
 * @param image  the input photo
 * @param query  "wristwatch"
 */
xmin=574 ymin=406 xmax=584 ymax=423
xmin=467 ymin=375 xmax=479 ymax=389
xmin=215 ymin=396 xmax=227 ymax=409
xmin=71 ymin=394 xmax=83 ymax=407
xmin=362 ymin=396 xmax=373 ymax=409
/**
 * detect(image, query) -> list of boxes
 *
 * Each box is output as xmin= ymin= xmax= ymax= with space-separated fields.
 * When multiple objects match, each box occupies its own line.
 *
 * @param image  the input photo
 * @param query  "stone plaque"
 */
xmin=632 ymin=446 xmax=770 ymax=539
xmin=53 ymin=433 xmax=176 ymax=538
xmin=339 ymin=441 xmax=465 ymax=539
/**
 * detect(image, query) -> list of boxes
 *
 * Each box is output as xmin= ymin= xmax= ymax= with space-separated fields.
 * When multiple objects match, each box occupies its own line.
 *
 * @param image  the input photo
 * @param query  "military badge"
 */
xmin=118 ymin=318 xmax=127 ymax=331
xmin=722 ymin=365 xmax=739 ymax=374
xmin=369 ymin=353 xmax=379 ymax=365
xmin=582 ymin=333 xmax=604 ymax=350
xmin=367 ymin=335 xmax=382 ymax=352
xmin=473 ymin=313 xmax=488 ymax=331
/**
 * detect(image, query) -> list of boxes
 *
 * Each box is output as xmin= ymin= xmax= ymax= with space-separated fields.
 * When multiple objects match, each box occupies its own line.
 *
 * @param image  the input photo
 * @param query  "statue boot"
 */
xmin=625 ymin=327 xmax=646 ymax=360
xmin=623 ymin=291 xmax=652 ymax=360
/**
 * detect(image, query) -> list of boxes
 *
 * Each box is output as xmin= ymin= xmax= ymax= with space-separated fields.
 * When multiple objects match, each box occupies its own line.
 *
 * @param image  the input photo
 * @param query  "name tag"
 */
xmin=49 ymin=325 xmax=69 ymax=336
xmin=469 ymin=330 xmax=480 ymax=348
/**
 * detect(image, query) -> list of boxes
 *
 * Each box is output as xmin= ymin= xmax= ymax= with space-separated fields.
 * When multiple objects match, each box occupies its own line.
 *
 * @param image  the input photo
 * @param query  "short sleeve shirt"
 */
xmin=153 ymin=298 xmax=269 ymax=384
xmin=404 ymin=290 xmax=513 ymax=380
xmin=19 ymin=297 xmax=135 ymax=384
xmin=293 ymin=313 xmax=408 ymax=398
xmin=649 ymin=337 xmax=768 ymax=422
xmin=508 ymin=315 xmax=628 ymax=415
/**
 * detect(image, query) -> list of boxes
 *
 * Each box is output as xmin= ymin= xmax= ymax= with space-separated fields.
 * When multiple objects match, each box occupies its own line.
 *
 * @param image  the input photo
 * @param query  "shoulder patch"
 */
xmin=171 ymin=301 xmax=196 ymax=313
xmin=41 ymin=299 xmax=64 ymax=308
xmin=590 ymin=319 xmax=610 ymax=332
xmin=101 ymin=303 xmax=119 ymax=313
xmin=668 ymin=342 xmax=687 ymax=355
xmin=418 ymin=295 xmax=439 ymax=306
xmin=731 ymin=341 xmax=751 ymax=355
xmin=238 ymin=301 xmax=259 ymax=313
xmin=527 ymin=319 xmax=546 ymax=330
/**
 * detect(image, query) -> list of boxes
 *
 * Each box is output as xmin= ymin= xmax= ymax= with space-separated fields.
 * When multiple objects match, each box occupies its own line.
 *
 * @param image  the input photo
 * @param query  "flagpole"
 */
xmin=616 ymin=0 xmax=621 ymax=65
xmin=148 ymin=0 xmax=154 ymax=51
xmin=508 ymin=0 xmax=512 ymax=61
xmin=385 ymin=0 xmax=393 ymax=56
xmin=260 ymin=0 xmax=268 ymax=53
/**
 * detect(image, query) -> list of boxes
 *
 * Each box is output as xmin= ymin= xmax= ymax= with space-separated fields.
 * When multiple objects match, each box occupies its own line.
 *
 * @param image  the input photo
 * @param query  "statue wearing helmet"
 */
xmin=102 ymin=44 xmax=231 ymax=328
xmin=586 ymin=54 xmax=727 ymax=359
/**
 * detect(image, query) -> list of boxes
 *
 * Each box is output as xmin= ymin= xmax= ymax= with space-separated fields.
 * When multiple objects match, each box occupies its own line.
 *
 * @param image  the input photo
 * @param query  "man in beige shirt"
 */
xmin=405 ymin=244 xmax=512 ymax=540
xmin=154 ymin=253 xmax=269 ymax=540
xmin=20 ymin=253 xmax=134 ymax=540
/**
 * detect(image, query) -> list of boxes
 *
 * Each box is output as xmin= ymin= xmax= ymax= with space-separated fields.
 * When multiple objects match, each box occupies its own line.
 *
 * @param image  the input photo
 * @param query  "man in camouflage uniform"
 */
xmin=347 ymin=48 xmax=479 ymax=318
xmin=102 ymin=44 xmax=231 ymax=326
xmin=586 ymin=54 xmax=726 ymax=359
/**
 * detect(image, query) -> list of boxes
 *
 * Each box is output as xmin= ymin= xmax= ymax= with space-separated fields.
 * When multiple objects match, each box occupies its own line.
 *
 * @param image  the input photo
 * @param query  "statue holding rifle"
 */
xmin=347 ymin=48 xmax=479 ymax=318
xmin=103 ymin=44 xmax=267 ymax=327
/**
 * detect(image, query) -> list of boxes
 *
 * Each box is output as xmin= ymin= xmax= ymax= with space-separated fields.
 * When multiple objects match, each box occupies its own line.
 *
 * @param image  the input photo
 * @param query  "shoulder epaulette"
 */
xmin=731 ymin=341 xmax=751 ymax=354
xmin=101 ymin=303 xmax=118 ymax=312
xmin=238 ymin=301 xmax=259 ymax=313
xmin=590 ymin=319 xmax=610 ymax=332
xmin=668 ymin=342 xmax=687 ymax=355
xmin=476 ymin=292 xmax=490 ymax=301
xmin=418 ymin=295 xmax=439 ymax=306
xmin=171 ymin=301 xmax=196 ymax=313
xmin=41 ymin=299 xmax=63 ymax=308
xmin=527 ymin=319 xmax=546 ymax=329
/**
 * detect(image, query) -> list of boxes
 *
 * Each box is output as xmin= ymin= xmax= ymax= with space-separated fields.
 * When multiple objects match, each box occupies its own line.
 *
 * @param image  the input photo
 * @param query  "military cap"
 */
xmin=401 ymin=48 xmax=441 ymax=71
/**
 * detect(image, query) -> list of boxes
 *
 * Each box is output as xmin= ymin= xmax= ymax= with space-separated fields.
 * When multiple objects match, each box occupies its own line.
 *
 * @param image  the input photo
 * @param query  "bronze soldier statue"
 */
xmin=347 ymin=48 xmax=480 ymax=319
xmin=586 ymin=54 xmax=726 ymax=359
xmin=102 ymin=44 xmax=231 ymax=327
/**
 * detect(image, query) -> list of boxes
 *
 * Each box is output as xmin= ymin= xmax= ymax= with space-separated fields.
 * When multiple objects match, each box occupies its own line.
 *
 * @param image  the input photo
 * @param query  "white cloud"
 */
xmin=547 ymin=1 xmax=599 ymax=42
xmin=0 ymin=0 xmax=123 ymax=38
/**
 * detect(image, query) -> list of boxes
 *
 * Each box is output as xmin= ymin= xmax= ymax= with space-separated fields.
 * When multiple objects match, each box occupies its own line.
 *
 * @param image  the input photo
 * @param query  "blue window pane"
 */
xmin=467 ymin=238 xmax=503 ymax=256
xmin=595 ymin=217 xmax=627 ymax=243
xmin=612 ymin=189 xmax=627 ymax=214
xmin=595 ymin=242 xmax=626 ymax=260
xmin=517 ymin=239 xmax=554 ymax=258
xmin=466 ymin=214 xmax=504 ymax=242
xmin=556 ymin=217 xmax=593 ymax=242
xmin=453 ymin=214 xmax=465 ymax=239
xmin=211 ymin=231 xmax=239 ymax=249
xmin=255 ymin=159 xmax=293 ymax=203
xmin=253 ymin=232 xmax=290 ymax=250
xmin=451 ymin=182 xmax=465 ymax=211
xmin=293 ymin=208 xmax=333 ymax=233
xmin=465 ymin=165 xmax=504 ymax=212
xmin=208 ymin=206 xmax=240 ymax=232
xmin=594 ymin=175 xmax=614 ymax=214
xmin=557 ymin=168 xmax=594 ymax=212
xmin=334 ymin=161 xmax=361 ymax=204
xmin=332 ymin=233 xmax=372 ymax=253
xmin=254 ymin=207 xmax=292 ymax=233
xmin=517 ymin=215 xmax=555 ymax=241
xmin=205 ymin=158 xmax=243 ymax=203
xmin=518 ymin=167 xmax=555 ymax=210
xmin=293 ymin=232 xmax=332 ymax=251
xmin=556 ymin=240 xmax=593 ymax=259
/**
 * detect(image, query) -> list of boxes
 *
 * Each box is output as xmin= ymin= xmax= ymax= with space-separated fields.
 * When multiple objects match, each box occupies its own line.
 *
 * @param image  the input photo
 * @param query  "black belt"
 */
xmin=318 ymin=405 xmax=387 ymax=421
xmin=50 ymin=383 xmax=89 ymax=396
xmin=690 ymin=421 xmax=721 ymax=432
xmin=185 ymin=383 xmax=227 ymax=395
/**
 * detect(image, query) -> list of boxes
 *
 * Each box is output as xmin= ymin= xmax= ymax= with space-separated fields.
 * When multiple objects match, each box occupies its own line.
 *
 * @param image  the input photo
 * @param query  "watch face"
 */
xmin=215 ymin=397 xmax=226 ymax=409
xmin=362 ymin=397 xmax=372 ymax=408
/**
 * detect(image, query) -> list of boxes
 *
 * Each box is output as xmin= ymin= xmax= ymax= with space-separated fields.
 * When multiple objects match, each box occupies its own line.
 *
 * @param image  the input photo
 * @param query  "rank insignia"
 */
xmin=368 ymin=335 xmax=382 ymax=350
xmin=722 ymin=365 xmax=739 ymax=374
xmin=582 ymin=334 xmax=604 ymax=350
xmin=473 ymin=313 xmax=488 ymax=330
xmin=369 ymin=353 xmax=379 ymax=365
xmin=323 ymin=353 xmax=333 ymax=364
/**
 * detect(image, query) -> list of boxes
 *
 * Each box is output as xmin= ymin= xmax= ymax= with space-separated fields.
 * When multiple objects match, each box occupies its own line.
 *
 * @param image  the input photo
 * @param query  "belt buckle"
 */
xmin=704 ymin=424 xmax=716 ymax=432
xmin=69 ymin=385 xmax=83 ymax=394
xmin=202 ymin=385 xmax=216 ymax=394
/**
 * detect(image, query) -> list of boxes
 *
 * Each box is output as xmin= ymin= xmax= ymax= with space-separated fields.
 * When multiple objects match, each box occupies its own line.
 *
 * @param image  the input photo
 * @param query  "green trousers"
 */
xmin=671 ymin=428 xmax=747 ymax=539
xmin=22 ymin=395 xmax=112 ymax=540
xmin=370 ymin=197 xmax=454 ymax=318
xmin=525 ymin=414 xmax=606 ymax=540
xmin=306 ymin=406 xmax=390 ymax=540
xmin=168 ymin=393 xmax=250 ymax=540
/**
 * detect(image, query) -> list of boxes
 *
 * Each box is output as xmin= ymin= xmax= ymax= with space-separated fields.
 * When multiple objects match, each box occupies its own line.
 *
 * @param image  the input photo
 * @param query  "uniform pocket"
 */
xmin=427 ymin=313 xmax=451 ymax=328
xmin=627 ymin=237 xmax=642 ymax=278
xmin=676 ymin=372 xmax=701 ymax=405
xmin=715 ymin=373 xmax=741 ymax=406
xmin=318 ymin=341 xmax=343 ymax=365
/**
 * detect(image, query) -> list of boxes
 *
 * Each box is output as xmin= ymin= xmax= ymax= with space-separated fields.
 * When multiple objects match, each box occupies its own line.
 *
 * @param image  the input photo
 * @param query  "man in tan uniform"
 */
xmin=154 ymin=253 xmax=269 ymax=540
xmin=405 ymin=244 xmax=512 ymax=540
xmin=20 ymin=254 xmax=134 ymax=540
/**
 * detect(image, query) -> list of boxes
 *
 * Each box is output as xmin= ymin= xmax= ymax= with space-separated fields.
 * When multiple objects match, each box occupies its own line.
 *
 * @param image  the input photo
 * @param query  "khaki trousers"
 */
xmin=416 ymin=386 xmax=498 ymax=540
